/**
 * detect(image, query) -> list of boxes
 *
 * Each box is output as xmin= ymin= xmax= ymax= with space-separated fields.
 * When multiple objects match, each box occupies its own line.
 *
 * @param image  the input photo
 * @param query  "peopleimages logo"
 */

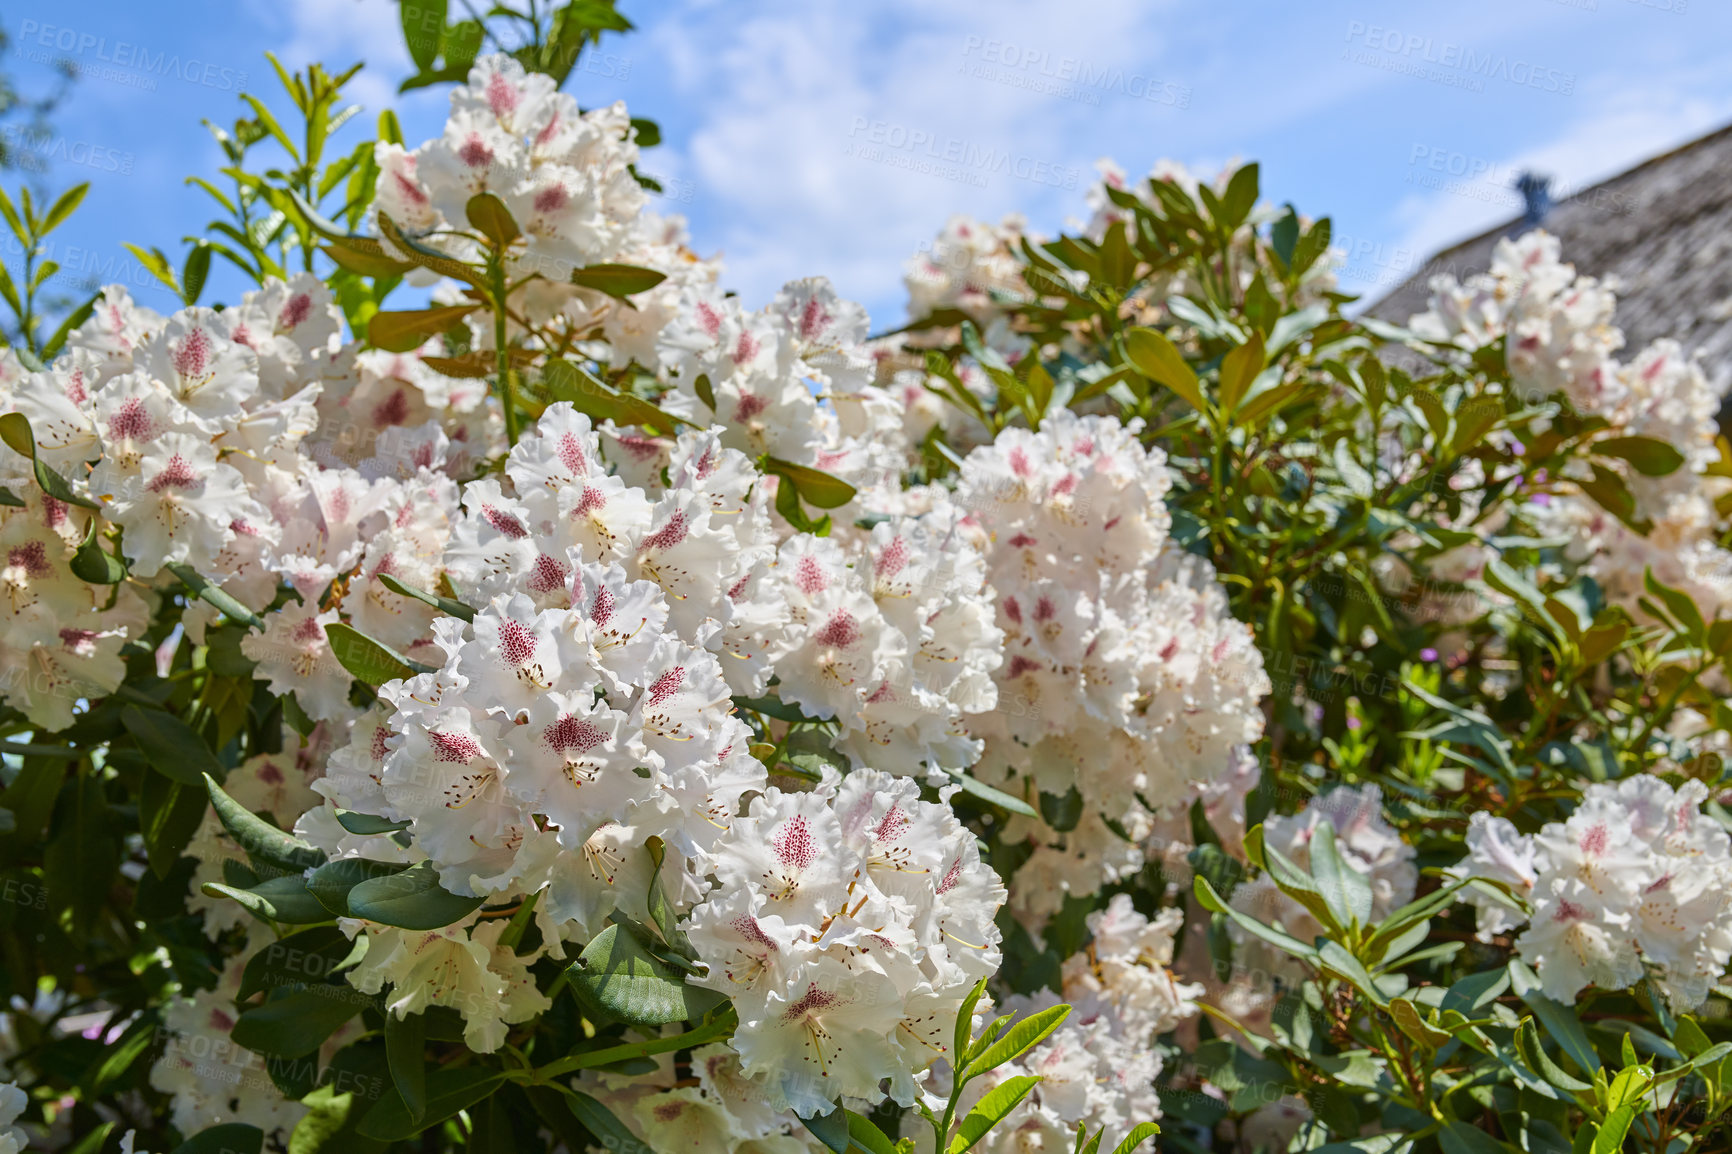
xmin=1342 ymin=22 xmax=1576 ymax=95
xmin=18 ymin=20 xmax=249 ymax=92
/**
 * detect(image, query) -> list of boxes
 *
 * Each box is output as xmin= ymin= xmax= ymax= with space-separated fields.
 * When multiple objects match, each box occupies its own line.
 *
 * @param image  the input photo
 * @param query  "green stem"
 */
xmin=490 ymin=252 xmax=520 ymax=446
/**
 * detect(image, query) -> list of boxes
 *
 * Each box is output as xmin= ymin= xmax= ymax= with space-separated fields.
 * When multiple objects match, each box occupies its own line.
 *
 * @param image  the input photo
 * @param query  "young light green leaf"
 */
xmin=963 ymin=1004 xmax=1070 ymax=1078
xmin=950 ymin=1076 xmax=1042 ymax=1154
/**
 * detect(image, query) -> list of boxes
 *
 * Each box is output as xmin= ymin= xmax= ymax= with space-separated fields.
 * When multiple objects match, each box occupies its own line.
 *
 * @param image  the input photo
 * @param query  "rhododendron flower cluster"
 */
xmin=1450 ymin=775 xmax=1732 ymax=1008
xmin=1411 ymin=231 xmax=1732 ymax=618
xmin=959 ymin=409 xmax=1270 ymax=920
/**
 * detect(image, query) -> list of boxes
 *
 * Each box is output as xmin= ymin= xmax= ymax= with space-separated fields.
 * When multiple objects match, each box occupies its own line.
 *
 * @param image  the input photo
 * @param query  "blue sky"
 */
xmin=4 ymin=0 xmax=1727 ymax=330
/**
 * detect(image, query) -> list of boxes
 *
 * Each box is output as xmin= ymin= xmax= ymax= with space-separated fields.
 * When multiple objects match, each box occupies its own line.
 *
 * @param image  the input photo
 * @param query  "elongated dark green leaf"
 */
xmin=123 ymin=704 xmax=224 ymax=786
xmin=346 ymin=861 xmax=483 ymax=930
xmin=385 ymin=1010 xmax=427 ymax=1123
xmin=334 ymin=809 xmax=411 ymax=835
xmin=238 ymin=925 xmax=354 ymax=1000
xmin=964 ymin=1004 xmax=1069 ymax=1078
xmin=204 ymin=772 xmax=327 ymax=872
xmin=181 ymin=241 xmax=212 ymax=306
xmin=202 ymin=876 xmax=332 ymax=924
xmin=140 ymin=771 xmax=206 ymax=878
xmin=950 ymin=1075 xmax=1041 ymax=1153
xmin=569 ymin=262 xmax=668 ymax=299
xmin=377 ymin=573 xmax=475 ymax=621
xmin=308 ymin=857 xmax=410 ymax=916
xmin=324 ymin=622 xmax=429 ymax=685
xmin=359 ymin=1067 xmax=506 ymax=1141
xmin=376 ymin=212 xmax=487 ymax=288
xmin=232 ymin=989 xmax=363 ymax=1058
xmin=172 ymin=1124 xmax=264 ymax=1154
xmin=567 ymin=923 xmax=721 ymax=1026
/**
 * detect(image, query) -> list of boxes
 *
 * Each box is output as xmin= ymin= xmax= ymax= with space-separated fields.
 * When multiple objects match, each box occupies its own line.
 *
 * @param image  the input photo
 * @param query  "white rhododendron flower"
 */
xmin=1450 ymin=775 xmax=1732 ymax=1007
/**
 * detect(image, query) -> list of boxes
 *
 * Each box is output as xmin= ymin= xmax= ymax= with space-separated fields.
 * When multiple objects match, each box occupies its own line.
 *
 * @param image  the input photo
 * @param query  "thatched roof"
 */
xmin=1365 ymin=123 xmax=1732 ymax=396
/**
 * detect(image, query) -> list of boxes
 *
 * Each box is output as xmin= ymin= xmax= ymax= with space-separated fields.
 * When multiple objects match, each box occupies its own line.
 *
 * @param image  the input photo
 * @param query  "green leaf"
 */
xmin=1308 ymin=820 xmax=1373 ymax=928
xmin=1219 ymin=162 xmax=1259 ymax=230
xmin=334 ymin=809 xmax=412 ymax=835
xmin=40 ymin=183 xmax=89 ymax=234
xmin=569 ymin=262 xmax=668 ymax=299
xmin=323 ymin=240 xmax=413 ymax=279
xmin=167 ymin=562 xmax=265 ymax=629
xmin=1218 ymin=331 xmax=1266 ymax=415
xmin=1109 ymin=1123 xmax=1161 ymax=1154
xmin=1594 ymin=435 xmax=1684 ymax=476
xmin=376 ymin=211 xmax=487 ymax=288
xmin=123 ymin=243 xmax=179 ymax=293
xmin=1389 ymin=998 xmax=1450 ymax=1050
xmin=181 ymin=241 xmax=213 ymax=305
xmin=202 ymin=876 xmax=333 ymax=925
xmin=238 ymin=925 xmax=355 ymax=1000
xmin=400 ymin=0 xmax=448 ymax=71
xmin=567 ymin=923 xmax=721 ymax=1026
xmin=0 ymin=412 xmax=100 ymax=508
xmin=1643 ymin=566 xmax=1706 ymax=640
xmin=1270 ymin=205 xmax=1300 ymax=269
xmin=69 ymin=518 xmax=126 ymax=584
xmin=802 ymin=1104 xmax=899 ymax=1154
xmin=1593 ymin=1107 xmax=1634 ymax=1154
xmin=346 ymin=861 xmax=484 ymax=930
xmin=359 ymin=1067 xmax=506 ymax=1141
xmin=764 ymin=456 xmax=858 ymax=510
xmin=1193 ymin=875 xmax=1318 ymax=961
xmin=1318 ymin=941 xmax=1389 ymax=1007
xmin=232 ymin=988 xmax=363 ymax=1058
xmin=943 ymin=768 xmax=1038 ymax=817
xmin=204 ymin=772 xmax=327 ymax=872
xmin=542 ymin=358 xmax=693 ymax=435
xmin=367 ymin=304 xmax=478 ymax=354
xmin=325 ymin=622 xmax=429 ymax=685
xmin=1124 ymin=328 xmax=1205 ymax=411
xmin=44 ymin=773 xmax=118 ymax=934
xmin=123 ymin=704 xmax=224 ymax=787
xmin=307 ymin=857 xmax=410 ymax=917
xmin=964 ymin=1003 xmax=1070 ymax=1078
xmin=466 ymin=192 xmax=520 ymax=248
xmin=172 ymin=1124 xmax=264 ymax=1154
xmin=950 ymin=1075 xmax=1041 ymax=1153
xmin=1438 ymin=1119 xmax=1510 ymax=1154
xmin=139 ymin=771 xmax=206 ymax=879
xmin=385 ymin=1011 xmax=427 ymax=1123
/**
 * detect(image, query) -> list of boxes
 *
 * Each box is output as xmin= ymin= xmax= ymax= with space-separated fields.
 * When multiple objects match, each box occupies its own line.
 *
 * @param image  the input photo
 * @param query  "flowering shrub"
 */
xmin=0 ymin=6 xmax=1729 ymax=1154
